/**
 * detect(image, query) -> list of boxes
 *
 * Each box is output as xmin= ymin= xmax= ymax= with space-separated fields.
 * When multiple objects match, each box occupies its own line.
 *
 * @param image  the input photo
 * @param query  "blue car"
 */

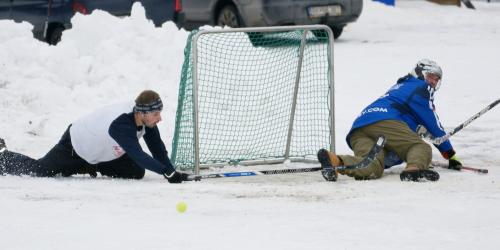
xmin=0 ymin=0 xmax=72 ymax=45
xmin=75 ymin=0 xmax=183 ymax=27
xmin=0 ymin=0 xmax=183 ymax=45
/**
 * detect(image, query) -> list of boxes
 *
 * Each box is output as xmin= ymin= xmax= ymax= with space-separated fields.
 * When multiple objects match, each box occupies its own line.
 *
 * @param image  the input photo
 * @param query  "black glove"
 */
xmin=448 ymin=155 xmax=462 ymax=170
xmin=164 ymin=171 xmax=190 ymax=184
xmin=441 ymin=149 xmax=462 ymax=170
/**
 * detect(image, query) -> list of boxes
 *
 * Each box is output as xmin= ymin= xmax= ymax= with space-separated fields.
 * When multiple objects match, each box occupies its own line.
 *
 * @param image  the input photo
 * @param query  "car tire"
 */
xmin=312 ymin=26 xmax=344 ymax=40
xmin=330 ymin=25 xmax=344 ymax=39
xmin=47 ymin=25 xmax=64 ymax=45
xmin=217 ymin=5 xmax=243 ymax=28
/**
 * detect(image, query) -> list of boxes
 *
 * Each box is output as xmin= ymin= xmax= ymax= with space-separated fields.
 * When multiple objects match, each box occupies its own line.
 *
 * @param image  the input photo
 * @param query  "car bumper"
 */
xmin=241 ymin=0 xmax=363 ymax=28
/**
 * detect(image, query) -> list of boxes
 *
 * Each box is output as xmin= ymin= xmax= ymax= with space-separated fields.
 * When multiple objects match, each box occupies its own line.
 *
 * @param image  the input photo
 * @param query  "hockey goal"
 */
xmin=172 ymin=25 xmax=335 ymax=173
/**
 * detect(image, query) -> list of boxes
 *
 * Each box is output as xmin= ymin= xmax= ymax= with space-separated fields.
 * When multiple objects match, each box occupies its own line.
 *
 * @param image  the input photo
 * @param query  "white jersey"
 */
xmin=70 ymin=102 xmax=145 ymax=164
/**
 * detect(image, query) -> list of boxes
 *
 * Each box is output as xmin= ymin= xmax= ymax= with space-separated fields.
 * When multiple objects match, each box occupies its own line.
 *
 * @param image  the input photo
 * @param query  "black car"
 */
xmin=180 ymin=0 xmax=363 ymax=39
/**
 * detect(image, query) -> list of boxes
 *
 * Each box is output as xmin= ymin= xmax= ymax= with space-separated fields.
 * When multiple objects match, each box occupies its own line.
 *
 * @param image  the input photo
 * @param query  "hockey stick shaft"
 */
xmin=431 ymin=161 xmax=488 ymax=174
xmin=461 ymin=166 xmax=488 ymax=174
xmin=187 ymin=167 xmax=323 ymax=180
xmin=427 ymin=99 xmax=500 ymax=144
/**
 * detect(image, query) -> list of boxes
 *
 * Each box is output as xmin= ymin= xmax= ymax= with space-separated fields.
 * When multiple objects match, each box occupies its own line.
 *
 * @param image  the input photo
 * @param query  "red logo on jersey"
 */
xmin=113 ymin=145 xmax=125 ymax=157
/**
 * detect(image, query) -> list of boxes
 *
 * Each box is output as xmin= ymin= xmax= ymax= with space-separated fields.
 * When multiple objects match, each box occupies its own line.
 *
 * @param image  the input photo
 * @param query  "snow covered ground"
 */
xmin=1 ymin=1 xmax=500 ymax=249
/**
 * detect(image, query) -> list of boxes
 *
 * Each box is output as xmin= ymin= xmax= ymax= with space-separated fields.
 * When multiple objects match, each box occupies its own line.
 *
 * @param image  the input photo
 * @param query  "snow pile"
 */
xmin=0 ymin=3 xmax=188 ymax=156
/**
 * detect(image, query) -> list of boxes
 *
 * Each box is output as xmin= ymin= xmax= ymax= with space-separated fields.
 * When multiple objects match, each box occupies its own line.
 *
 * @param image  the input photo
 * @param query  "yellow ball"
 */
xmin=176 ymin=201 xmax=187 ymax=213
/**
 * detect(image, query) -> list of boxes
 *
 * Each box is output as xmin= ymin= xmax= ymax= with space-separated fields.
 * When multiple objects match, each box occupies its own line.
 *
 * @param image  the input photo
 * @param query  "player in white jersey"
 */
xmin=0 ymin=90 xmax=192 ymax=183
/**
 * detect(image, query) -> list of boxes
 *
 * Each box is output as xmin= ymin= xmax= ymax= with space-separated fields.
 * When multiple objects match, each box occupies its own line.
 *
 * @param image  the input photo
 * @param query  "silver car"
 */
xmin=180 ymin=0 xmax=363 ymax=39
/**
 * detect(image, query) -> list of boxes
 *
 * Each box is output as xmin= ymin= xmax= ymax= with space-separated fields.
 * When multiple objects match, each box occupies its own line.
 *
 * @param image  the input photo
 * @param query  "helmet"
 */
xmin=410 ymin=59 xmax=442 ymax=90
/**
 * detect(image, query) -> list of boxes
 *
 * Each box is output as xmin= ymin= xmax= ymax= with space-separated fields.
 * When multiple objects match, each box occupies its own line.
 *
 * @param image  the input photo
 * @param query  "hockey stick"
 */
xmin=431 ymin=161 xmax=488 ymax=174
xmin=418 ymin=99 xmax=500 ymax=145
xmin=187 ymin=136 xmax=386 ymax=181
xmin=186 ymin=166 xmax=323 ymax=181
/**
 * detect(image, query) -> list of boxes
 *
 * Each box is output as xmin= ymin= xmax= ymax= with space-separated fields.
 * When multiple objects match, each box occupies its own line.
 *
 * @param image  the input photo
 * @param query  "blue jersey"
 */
xmin=347 ymin=75 xmax=453 ymax=167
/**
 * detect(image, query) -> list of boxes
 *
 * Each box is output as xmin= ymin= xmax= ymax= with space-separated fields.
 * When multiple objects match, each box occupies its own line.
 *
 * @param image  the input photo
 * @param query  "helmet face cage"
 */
xmin=434 ymin=77 xmax=442 ymax=91
xmin=411 ymin=59 xmax=442 ymax=90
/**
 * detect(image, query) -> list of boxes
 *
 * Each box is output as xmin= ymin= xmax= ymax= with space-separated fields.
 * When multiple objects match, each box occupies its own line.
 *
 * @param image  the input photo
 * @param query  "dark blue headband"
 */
xmin=134 ymin=98 xmax=163 ymax=113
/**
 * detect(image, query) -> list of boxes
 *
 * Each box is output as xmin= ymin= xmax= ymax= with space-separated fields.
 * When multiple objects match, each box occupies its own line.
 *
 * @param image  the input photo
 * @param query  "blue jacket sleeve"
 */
xmin=108 ymin=114 xmax=175 ymax=175
xmin=407 ymin=86 xmax=453 ymax=153
xmin=143 ymin=126 xmax=176 ymax=172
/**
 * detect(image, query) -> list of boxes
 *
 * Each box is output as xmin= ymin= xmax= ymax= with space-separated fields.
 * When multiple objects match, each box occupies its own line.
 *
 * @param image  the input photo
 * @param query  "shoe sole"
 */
xmin=400 ymin=169 xmax=440 ymax=182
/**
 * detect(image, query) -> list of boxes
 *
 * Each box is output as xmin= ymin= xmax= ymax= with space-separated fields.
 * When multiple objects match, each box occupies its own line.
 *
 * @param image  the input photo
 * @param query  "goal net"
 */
xmin=171 ymin=25 xmax=335 ymax=173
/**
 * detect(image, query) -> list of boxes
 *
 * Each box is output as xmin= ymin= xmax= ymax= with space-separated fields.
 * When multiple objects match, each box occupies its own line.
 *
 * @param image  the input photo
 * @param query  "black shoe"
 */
xmin=354 ymin=176 xmax=370 ymax=181
xmin=400 ymin=169 xmax=440 ymax=182
xmin=0 ymin=138 xmax=6 ymax=153
xmin=317 ymin=149 xmax=338 ymax=182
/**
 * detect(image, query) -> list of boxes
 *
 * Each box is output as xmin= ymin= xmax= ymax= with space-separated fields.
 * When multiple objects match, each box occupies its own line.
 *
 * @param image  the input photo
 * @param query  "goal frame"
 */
xmin=188 ymin=25 xmax=336 ymax=174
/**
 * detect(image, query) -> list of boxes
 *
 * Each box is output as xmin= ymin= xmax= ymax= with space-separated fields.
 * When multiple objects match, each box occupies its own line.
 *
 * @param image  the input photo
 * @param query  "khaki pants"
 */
xmin=339 ymin=120 xmax=432 ymax=180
